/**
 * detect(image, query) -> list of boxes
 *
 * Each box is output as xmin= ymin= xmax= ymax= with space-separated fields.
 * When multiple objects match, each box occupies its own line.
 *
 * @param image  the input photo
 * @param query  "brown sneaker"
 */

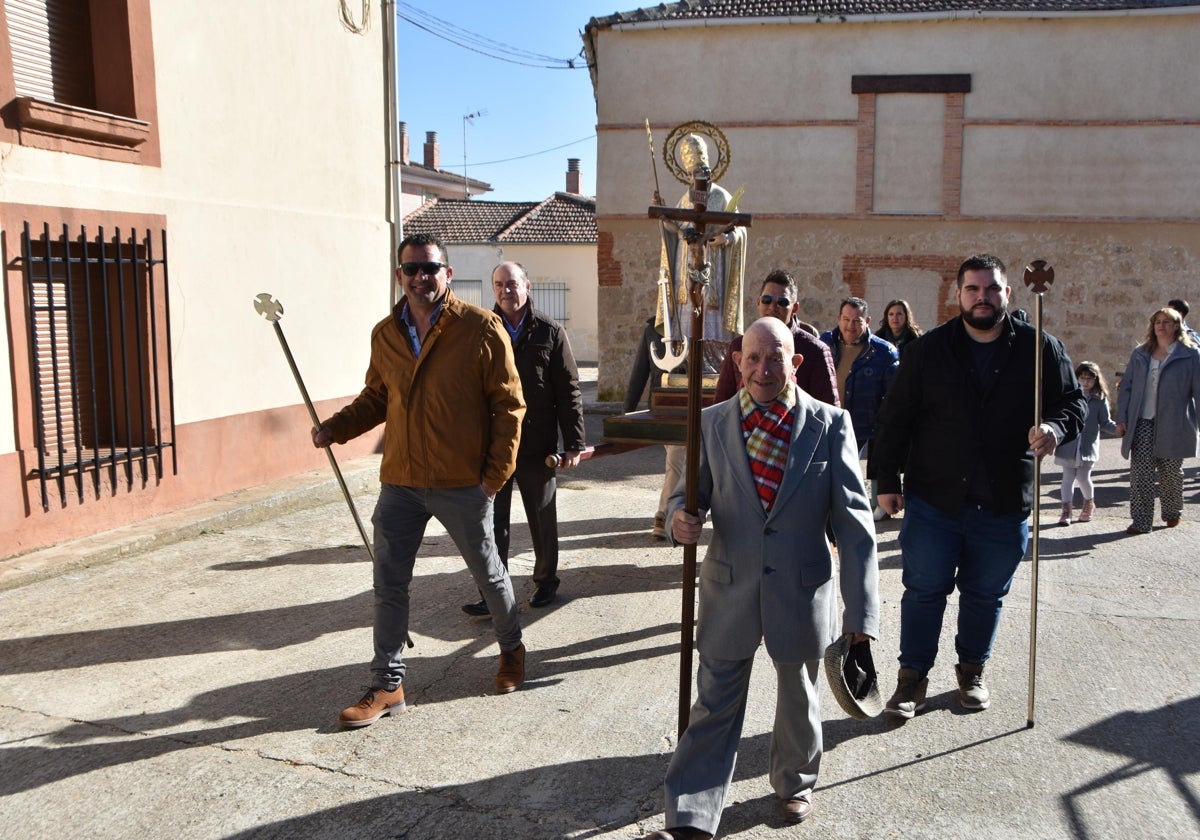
xmin=496 ymin=642 xmax=526 ymax=694
xmin=338 ymin=685 xmax=405 ymax=728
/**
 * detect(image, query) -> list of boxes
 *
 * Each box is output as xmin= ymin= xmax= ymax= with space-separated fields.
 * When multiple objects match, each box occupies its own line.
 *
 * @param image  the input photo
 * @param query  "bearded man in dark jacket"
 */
xmin=870 ymin=254 xmax=1084 ymax=718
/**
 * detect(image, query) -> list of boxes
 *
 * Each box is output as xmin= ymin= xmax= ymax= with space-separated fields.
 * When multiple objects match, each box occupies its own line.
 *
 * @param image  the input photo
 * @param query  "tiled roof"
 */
xmin=403 ymin=199 xmax=535 ymax=243
xmin=587 ymin=0 xmax=1200 ymax=26
xmin=403 ymin=193 xmax=597 ymax=245
xmin=498 ymin=193 xmax=598 ymax=244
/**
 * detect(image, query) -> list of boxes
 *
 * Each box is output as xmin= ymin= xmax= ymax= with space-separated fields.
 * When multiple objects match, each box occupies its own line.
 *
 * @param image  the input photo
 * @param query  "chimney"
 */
xmin=399 ymin=121 xmax=410 ymax=165
xmin=566 ymin=158 xmax=582 ymax=194
xmin=424 ymin=131 xmax=440 ymax=170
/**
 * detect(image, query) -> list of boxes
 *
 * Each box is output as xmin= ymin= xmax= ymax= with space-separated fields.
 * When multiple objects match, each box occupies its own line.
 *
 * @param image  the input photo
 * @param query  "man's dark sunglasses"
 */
xmin=760 ymin=294 xmax=792 ymax=308
xmin=400 ymin=261 xmax=448 ymax=276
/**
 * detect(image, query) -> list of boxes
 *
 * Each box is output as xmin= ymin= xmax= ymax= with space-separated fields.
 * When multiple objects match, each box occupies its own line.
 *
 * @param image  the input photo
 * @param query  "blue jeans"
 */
xmin=370 ymin=483 xmax=521 ymax=690
xmin=897 ymin=495 xmax=1029 ymax=674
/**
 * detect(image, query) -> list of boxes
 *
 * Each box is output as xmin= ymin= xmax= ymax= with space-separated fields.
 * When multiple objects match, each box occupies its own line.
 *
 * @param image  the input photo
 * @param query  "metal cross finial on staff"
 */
xmin=253 ymin=293 xmax=375 ymax=561
xmin=1022 ymin=259 xmax=1055 ymax=729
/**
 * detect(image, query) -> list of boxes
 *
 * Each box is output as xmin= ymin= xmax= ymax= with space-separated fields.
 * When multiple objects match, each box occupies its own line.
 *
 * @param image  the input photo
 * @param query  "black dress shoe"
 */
xmin=461 ymin=599 xmax=490 ymax=616
xmin=530 ymin=583 xmax=559 ymax=608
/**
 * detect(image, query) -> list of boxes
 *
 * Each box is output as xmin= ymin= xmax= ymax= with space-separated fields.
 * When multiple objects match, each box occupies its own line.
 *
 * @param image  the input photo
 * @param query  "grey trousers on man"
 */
xmin=370 ymin=483 xmax=522 ymax=689
xmin=664 ymin=656 xmax=822 ymax=836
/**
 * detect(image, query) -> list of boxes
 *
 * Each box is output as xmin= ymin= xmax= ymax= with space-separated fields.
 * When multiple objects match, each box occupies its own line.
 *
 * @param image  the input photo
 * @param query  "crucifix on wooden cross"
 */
xmin=647 ymin=171 xmax=752 ymax=737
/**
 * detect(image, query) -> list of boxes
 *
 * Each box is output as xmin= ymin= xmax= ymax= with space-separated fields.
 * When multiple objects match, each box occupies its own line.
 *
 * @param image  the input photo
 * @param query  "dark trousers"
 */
xmin=494 ymin=458 xmax=560 ymax=586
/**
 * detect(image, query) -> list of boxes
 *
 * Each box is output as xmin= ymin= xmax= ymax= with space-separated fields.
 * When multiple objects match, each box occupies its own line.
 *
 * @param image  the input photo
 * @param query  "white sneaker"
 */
xmin=873 ymin=506 xmax=890 ymax=521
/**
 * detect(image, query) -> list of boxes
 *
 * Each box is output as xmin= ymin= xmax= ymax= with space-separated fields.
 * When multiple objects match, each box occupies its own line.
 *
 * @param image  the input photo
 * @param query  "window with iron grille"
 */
xmin=452 ymin=280 xmax=568 ymax=322
xmin=530 ymin=281 xmax=568 ymax=323
xmin=21 ymin=222 xmax=176 ymax=510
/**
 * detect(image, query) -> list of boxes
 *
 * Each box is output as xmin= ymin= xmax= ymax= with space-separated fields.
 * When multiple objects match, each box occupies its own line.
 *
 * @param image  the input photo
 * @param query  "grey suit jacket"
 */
xmin=667 ymin=386 xmax=880 ymax=663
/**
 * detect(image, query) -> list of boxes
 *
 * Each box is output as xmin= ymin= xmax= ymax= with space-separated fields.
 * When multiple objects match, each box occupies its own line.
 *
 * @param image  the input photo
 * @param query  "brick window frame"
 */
xmin=853 ymin=74 xmax=970 ymax=218
xmin=0 ymin=0 xmax=160 ymax=165
xmin=842 ymin=254 xmax=962 ymax=325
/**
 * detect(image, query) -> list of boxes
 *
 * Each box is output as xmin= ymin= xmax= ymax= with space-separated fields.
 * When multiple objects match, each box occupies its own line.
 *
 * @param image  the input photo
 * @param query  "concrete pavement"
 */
xmin=1 ymin=371 xmax=1197 ymax=839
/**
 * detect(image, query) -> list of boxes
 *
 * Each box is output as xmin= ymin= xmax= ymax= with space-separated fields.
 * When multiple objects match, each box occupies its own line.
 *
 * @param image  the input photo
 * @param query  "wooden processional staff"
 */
xmin=647 ymin=122 xmax=751 ymax=736
xmin=1022 ymin=260 xmax=1054 ymax=729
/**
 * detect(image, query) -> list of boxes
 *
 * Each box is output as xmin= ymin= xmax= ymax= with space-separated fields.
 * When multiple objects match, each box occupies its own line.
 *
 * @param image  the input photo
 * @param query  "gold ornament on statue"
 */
xmin=664 ymin=120 xmax=731 ymax=185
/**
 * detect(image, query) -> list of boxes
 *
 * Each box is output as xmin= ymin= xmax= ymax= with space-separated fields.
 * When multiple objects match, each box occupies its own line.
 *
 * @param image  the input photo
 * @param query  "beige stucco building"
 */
xmin=583 ymin=1 xmax=1200 ymax=402
xmin=1 ymin=3 xmax=395 ymax=556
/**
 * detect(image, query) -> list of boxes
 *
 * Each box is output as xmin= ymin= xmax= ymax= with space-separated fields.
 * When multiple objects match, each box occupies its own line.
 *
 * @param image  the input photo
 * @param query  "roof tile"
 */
xmin=587 ymin=0 xmax=1200 ymax=27
xmin=403 ymin=193 xmax=597 ymax=245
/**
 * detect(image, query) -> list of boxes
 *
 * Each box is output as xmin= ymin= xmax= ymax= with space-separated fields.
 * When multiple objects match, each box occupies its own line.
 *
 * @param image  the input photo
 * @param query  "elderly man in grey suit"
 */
xmin=645 ymin=318 xmax=880 ymax=840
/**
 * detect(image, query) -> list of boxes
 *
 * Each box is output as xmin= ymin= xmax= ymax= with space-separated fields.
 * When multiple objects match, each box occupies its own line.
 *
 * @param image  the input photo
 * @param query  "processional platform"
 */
xmin=601 ymin=372 xmax=719 ymax=447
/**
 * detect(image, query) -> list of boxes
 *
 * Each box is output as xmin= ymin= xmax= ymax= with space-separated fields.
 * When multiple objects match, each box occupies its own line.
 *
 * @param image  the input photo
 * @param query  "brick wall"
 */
xmin=597 ymin=219 xmax=1200 ymax=402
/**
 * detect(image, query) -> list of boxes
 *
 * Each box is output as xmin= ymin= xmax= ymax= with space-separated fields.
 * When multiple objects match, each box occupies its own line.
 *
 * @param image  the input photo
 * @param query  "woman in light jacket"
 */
xmin=1115 ymin=306 xmax=1200 ymax=534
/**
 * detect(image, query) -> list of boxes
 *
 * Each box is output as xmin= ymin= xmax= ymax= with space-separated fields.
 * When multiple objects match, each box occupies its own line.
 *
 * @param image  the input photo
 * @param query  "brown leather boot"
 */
xmin=1058 ymin=503 xmax=1072 ymax=526
xmin=496 ymin=643 xmax=526 ymax=694
xmin=1079 ymin=498 xmax=1095 ymax=522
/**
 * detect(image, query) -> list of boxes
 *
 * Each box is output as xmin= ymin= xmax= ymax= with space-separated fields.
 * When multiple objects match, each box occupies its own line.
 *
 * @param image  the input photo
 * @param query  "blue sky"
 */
xmin=396 ymin=1 xmax=617 ymax=203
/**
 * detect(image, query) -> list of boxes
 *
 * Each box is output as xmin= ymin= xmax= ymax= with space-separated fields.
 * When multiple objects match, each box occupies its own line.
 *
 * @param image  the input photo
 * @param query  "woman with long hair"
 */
xmin=875 ymin=299 xmax=923 ymax=355
xmin=1115 ymin=307 xmax=1200 ymax=534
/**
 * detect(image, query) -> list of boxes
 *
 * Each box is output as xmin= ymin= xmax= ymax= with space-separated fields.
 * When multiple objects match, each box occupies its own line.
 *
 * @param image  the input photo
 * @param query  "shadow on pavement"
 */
xmin=1061 ymin=694 xmax=1200 ymax=838
xmin=1 ymin=618 xmax=684 ymax=798
xmin=0 ymin=588 xmax=373 ymax=676
xmin=0 ymin=546 xmax=685 ymax=677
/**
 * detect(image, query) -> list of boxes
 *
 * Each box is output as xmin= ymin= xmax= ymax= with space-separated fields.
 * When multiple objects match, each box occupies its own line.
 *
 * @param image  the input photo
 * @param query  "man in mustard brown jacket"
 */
xmin=313 ymin=232 xmax=527 ymax=728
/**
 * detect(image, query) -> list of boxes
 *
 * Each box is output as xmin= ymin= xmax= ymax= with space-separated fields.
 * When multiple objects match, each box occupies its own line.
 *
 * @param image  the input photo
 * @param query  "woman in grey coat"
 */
xmin=1115 ymin=307 xmax=1200 ymax=534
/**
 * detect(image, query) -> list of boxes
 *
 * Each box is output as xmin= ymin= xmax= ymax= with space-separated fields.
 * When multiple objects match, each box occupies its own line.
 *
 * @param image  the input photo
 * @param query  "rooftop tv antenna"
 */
xmin=463 ymin=109 xmax=487 ymax=197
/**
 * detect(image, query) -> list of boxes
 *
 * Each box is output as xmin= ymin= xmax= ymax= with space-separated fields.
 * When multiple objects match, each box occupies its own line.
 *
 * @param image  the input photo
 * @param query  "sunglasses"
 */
xmin=760 ymin=294 xmax=792 ymax=308
xmin=399 ymin=261 xmax=448 ymax=277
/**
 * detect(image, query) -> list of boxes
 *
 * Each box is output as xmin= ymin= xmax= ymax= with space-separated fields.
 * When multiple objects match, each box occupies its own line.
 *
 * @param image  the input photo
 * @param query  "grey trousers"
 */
xmin=370 ymin=483 xmax=522 ymax=689
xmin=664 ymin=655 xmax=822 ymax=836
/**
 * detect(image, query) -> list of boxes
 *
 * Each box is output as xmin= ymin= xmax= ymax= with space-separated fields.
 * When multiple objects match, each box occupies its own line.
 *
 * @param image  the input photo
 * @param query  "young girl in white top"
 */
xmin=1055 ymin=361 xmax=1117 ymax=524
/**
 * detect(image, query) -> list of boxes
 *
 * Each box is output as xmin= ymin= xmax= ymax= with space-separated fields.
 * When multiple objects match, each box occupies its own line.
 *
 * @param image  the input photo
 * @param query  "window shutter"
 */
xmin=5 ymin=0 xmax=95 ymax=107
xmin=29 ymin=265 xmax=87 ymax=457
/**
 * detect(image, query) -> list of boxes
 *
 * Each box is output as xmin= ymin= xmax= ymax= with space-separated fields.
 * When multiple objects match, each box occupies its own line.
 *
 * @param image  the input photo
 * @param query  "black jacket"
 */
xmin=870 ymin=315 xmax=1084 ymax=516
xmin=497 ymin=303 xmax=586 ymax=463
